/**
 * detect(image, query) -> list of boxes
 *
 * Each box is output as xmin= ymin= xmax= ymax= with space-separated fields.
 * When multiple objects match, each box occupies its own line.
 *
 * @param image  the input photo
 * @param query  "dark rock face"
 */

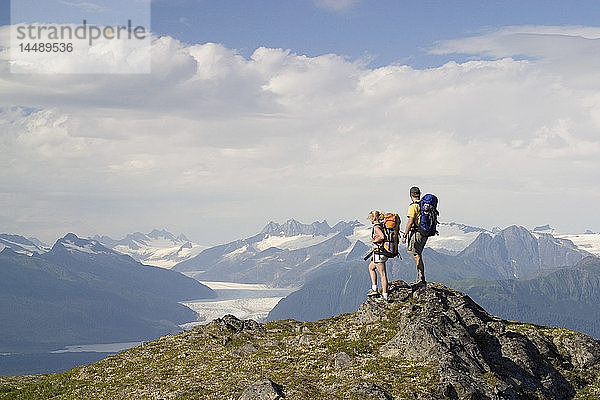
xmin=237 ymin=282 xmax=600 ymax=399
xmin=351 ymin=382 xmax=392 ymax=399
xmin=372 ymin=281 xmax=597 ymax=399
xmin=212 ymin=314 xmax=265 ymax=334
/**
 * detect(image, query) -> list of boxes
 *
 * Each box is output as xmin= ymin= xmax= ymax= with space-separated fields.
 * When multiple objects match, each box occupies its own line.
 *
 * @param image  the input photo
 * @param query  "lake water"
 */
xmin=1 ymin=352 xmax=118 ymax=376
xmin=1 ymin=281 xmax=294 ymax=376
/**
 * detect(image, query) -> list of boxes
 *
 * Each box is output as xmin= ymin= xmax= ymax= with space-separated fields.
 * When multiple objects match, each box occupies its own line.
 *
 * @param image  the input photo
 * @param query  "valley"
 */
xmin=179 ymin=281 xmax=295 ymax=328
xmin=0 ymin=280 xmax=291 ymax=376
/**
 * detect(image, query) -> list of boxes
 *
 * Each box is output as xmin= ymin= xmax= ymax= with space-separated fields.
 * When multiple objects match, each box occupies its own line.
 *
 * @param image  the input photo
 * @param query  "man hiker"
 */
xmin=402 ymin=186 xmax=427 ymax=284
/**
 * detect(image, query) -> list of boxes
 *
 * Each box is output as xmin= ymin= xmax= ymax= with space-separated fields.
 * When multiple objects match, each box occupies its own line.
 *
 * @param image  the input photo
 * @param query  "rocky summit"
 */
xmin=2 ymin=282 xmax=600 ymax=399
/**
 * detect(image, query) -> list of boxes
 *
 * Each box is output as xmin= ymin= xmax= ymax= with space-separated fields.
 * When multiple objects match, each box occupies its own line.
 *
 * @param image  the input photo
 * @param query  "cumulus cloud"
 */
xmin=432 ymin=26 xmax=600 ymax=89
xmin=1 ymin=25 xmax=600 ymax=242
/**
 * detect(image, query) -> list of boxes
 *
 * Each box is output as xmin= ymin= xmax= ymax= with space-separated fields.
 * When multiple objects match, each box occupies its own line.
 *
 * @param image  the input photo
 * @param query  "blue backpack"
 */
xmin=419 ymin=194 xmax=439 ymax=237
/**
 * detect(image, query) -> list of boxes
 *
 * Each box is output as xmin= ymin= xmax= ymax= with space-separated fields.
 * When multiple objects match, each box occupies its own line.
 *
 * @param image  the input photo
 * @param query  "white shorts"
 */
xmin=373 ymin=253 xmax=388 ymax=263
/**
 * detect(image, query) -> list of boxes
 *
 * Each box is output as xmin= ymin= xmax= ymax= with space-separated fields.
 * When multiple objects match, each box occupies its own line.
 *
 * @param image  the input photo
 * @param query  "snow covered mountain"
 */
xmin=0 ymin=234 xmax=49 ymax=256
xmin=533 ymin=224 xmax=600 ymax=257
xmin=429 ymin=222 xmax=600 ymax=259
xmin=173 ymin=219 xmax=366 ymax=286
xmin=4 ymin=219 xmax=597 ymax=275
xmin=173 ymin=218 xmax=596 ymax=287
xmin=426 ymin=222 xmax=493 ymax=254
xmin=557 ymin=232 xmax=600 ymax=256
xmin=93 ymin=229 xmax=207 ymax=269
xmin=347 ymin=221 xmax=496 ymax=256
xmin=458 ymin=225 xmax=592 ymax=279
xmin=172 ymin=219 xmax=495 ymax=286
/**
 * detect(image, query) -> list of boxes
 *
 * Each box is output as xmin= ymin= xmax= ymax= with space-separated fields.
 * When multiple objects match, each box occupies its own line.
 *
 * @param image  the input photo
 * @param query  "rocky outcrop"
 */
xmin=373 ymin=281 xmax=585 ymax=399
xmin=3 ymin=282 xmax=600 ymax=399
xmin=239 ymin=379 xmax=284 ymax=400
xmin=351 ymin=382 xmax=392 ymax=399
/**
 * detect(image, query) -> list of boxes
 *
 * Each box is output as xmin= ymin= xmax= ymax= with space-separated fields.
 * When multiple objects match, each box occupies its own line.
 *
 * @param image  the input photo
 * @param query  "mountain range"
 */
xmin=4 ymin=220 xmax=597 ymax=274
xmin=0 ymin=234 xmax=49 ymax=256
xmin=0 ymin=233 xmax=215 ymax=354
xmin=92 ymin=229 xmax=207 ymax=269
xmin=172 ymin=219 xmax=364 ymax=286
xmin=459 ymin=225 xmax=590 ymax=278
xmin=172 ymin=221 xmax=593 ymax=286
xmin=2 ymin=221 xmax=598 ymax=350
xmin=2 ymin=218 xmax=600 ymax=381
xmin=451 ymin=256 xmax=600 ymax=339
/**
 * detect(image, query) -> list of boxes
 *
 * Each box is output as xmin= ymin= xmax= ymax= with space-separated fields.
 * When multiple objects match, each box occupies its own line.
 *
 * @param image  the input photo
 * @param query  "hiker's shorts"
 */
xmin=373 ymin=252 xmax=388 ymax=263
xmin=407 ymin=230 xmax=428 ymax=255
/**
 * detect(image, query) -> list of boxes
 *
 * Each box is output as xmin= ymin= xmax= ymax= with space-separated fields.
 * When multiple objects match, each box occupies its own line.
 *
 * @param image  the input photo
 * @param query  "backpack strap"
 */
xmin=372 ymin=223 xmax=385 ymax=254
xmin=372 ymin=223 xmax=384 ymax=240
xmin=409 ymin=201 xmax=420 ymax=231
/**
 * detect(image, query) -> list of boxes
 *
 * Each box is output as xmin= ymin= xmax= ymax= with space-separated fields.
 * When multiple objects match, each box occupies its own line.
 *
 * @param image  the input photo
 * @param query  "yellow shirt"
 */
xmin=407 ymin=202 xmax=420 ymax=228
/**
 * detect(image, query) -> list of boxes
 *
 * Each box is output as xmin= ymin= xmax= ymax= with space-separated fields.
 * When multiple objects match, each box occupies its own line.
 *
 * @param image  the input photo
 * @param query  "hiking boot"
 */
xmin=367 ymin=289 xmax=380 ymax=297
xmin=375 ymin=295 xmax=392 ymax=304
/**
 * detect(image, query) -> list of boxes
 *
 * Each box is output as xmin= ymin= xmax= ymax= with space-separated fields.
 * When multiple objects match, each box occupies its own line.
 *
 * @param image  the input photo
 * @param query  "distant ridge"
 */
xmin=93 ymin=229 xmax=206 ymax=269
xmin=458 ymin=225 xmax=590 ymax=279
xmin=173 ymin=219 xmax=365 ymax=285
xmin=175 ymin=222 xmax=593 ymax=289
xmin=533 ymin=223 xmax=553 ymax=232
xmin=0 ymin=233 xmax=215 ymax=354
xmin=0 ymin=233 xmax=48 ymax=256
xmin=259 ymin=218 xmax=360 ymax=237
xmin=452 ymin=256 xmax=600 ymax=339
xmin=260 ymin=219 xmax=332 ymax=236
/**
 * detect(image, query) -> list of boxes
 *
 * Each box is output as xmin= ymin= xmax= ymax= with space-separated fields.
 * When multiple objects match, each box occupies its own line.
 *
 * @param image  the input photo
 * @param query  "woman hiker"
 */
xmin=367 ymin=210 xmax=389 ymax=302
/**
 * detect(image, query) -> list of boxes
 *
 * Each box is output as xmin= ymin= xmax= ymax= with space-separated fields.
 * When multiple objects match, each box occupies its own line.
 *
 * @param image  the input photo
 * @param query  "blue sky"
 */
xmin=151 ymin=1 xmax=588 ymax=69
xmin=5 ymin=0 xmax=600 ymax=67
xmin=1 ymin=0 xmax=600 ymax=244
xmin=154 ymin=0 xmax=600 ymax=68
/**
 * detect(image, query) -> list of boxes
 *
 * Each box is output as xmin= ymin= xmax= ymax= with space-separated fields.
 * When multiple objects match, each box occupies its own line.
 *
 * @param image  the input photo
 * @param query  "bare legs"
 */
xmin=414 ymin=253 xmax=425 ymax=282
xmin=368 ymin=261 xmax=388 ymax=294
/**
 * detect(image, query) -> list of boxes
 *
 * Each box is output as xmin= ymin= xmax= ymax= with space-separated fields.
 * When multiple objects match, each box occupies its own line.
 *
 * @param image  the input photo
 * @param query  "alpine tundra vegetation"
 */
xmin=1 ymin=281 xmax=599 ymax=399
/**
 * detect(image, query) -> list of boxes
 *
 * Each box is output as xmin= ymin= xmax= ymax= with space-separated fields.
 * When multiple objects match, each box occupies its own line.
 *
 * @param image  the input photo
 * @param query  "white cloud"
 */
xmin=314 ymin=0 xmax=358 ymax=12
xmin=1 ymin=25 xmax=600 ymax=243
xmin=432 ymin=25 xmax=600 ymax=89
xmin=432 ymin=25 xmax=600 ymax=58
xmin=56 ymin=0 xmax=106 ymax=12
